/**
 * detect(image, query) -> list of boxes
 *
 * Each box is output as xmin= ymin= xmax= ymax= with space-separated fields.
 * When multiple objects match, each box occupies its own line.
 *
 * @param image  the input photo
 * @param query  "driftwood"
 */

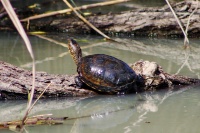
xmin=0 ymin=60 xmax=199 ymax=100
xmin=8 ymin=1 xmax=199 ymax=37
xmin=0 ymin=115 xmax=67 ymax=130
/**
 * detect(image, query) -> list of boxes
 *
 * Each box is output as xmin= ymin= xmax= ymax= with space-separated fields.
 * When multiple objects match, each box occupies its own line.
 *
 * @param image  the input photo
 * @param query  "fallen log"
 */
xmin=0 ymin=61 xmax=97 ymax=100
xmin=12 ymin=1 xmax=200 ymax=37
xmin=0 ymin=60 xmax=199 ymax=100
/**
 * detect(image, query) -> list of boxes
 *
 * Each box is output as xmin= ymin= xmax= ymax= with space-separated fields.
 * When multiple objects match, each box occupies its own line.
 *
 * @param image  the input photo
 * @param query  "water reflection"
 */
xmin=2 ymin=85 xmax=200 ymax=133
xmin=0 ymin=32 xmax=200 ymax=132
xmin=70 ymin=95 xmax=139 ymax=130
xmin=0 ymin=32 xmax=199 ymax=77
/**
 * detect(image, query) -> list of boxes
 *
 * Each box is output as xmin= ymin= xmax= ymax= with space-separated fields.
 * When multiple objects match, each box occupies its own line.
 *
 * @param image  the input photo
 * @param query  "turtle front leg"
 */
xmin=75 ymin=76 xmax=84 ymax=88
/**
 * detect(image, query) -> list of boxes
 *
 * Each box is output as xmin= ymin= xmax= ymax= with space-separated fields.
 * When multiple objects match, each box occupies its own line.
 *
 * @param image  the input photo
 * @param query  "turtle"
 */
xmin=68 ymin=39 xmax=142 ymax=94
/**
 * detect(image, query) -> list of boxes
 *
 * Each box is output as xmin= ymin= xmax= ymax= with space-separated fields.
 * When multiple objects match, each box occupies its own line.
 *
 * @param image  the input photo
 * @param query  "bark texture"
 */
xmin=0 ymin=61 xmax=96 ymax=100
xmin=20 ymin=1 xmax=200 ymax=37
xmin=0 ymin=60 xmax=199 ymax=100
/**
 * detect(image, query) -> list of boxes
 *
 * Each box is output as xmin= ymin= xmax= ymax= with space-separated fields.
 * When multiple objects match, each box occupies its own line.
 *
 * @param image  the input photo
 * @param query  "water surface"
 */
xmin=0 ymin=32 xmax=199 ymax=76
xmin=0 ymin=31 xmax=200 ymax=133
xmin=1 ymin=0 xmax=199 ymax=132
xmin=1 ymin=86 xmax=200 ymax=133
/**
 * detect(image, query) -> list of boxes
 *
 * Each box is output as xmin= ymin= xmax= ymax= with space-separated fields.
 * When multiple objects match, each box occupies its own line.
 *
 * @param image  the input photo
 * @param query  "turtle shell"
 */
xmin=77 ymin=54 xmax=138 ymax=94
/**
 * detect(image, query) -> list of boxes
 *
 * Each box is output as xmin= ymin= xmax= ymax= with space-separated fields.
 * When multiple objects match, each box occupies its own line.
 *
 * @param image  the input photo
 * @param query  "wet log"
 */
xmin=16 ymin=1 xmax=200 ymax=37
xmin=0 ymin=60 xmax=199 ymax=100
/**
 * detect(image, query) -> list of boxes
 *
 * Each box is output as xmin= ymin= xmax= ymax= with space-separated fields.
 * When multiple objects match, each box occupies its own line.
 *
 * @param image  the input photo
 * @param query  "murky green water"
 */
xmin=1 ymin=86 xmax=200 ymax=133
xmin=0 ymin=32 xmax=199 ymax=76
xmin=0 ymin=0 xmax=200 ymax=132
xmin=0 ymin=31 xmax=200 ymax=133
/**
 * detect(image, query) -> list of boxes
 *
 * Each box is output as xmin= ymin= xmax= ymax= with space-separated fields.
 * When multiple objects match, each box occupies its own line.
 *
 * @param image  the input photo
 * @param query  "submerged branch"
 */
xmin=0 ymin=115 xmax=67 ymax=130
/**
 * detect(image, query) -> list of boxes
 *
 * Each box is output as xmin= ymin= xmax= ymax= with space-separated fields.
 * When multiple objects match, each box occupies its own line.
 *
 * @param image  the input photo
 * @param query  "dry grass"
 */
xmin=1 ymin=0 xmax=36 ymax=130
xmin=63 ymin=0 xmax=111 ymax=40
xmin=165 ymin=0 xmax=199 ymax=46
xmin=21 ymin=0 xmax=130 ymax=22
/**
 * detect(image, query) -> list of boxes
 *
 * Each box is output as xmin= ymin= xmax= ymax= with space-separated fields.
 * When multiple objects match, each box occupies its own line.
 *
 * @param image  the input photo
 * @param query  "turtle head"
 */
xmin=68 ymin=39 xmax=82 ymax=66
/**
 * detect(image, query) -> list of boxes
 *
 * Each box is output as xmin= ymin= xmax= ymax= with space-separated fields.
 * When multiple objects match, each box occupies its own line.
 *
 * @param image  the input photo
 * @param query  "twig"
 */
xmin=21 ymin=83 xmax=51 ymax=131
xmin=21 ymin=34 xmax=105 ymax=68
xmin=20 ymin=0 xmax=130 ymax=22
xmin=63 ymin=0 xmax=111 ymax=40
xmin=31 ymin=34 xmax=68 ymax=47
xmin=27 ymin=83 xmax=51 ymax=116
xmin=165 ymin=0 xmax=189 ymax=44
xmin=32 ymin=34 xmax=104 ymax=49
xmin=184 ymin=0 xmax=199 ymax=46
